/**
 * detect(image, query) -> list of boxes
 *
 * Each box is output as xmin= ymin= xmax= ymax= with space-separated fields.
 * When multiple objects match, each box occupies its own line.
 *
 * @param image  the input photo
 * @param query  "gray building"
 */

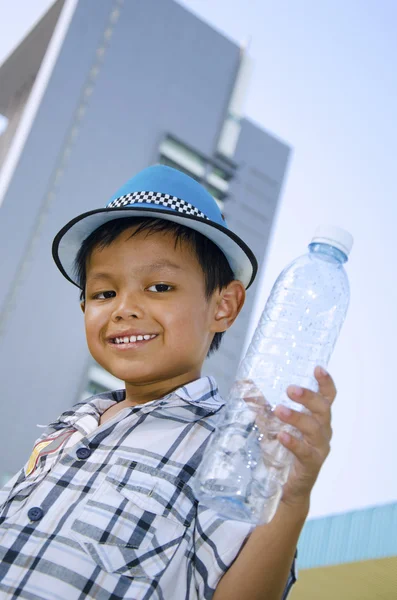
xmin=0 ymin=0 xmax=290 ymax=479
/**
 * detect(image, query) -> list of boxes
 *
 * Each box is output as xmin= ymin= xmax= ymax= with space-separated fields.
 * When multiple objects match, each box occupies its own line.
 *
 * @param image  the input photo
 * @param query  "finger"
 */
xmin=274 ymin=404 xmax=331 ymax=445
xmin=314 ymin=366 xmax=337 ymax=404
xmin=286 ymin=385 xmax=332 ymax=423
xmin=277 ymin=429 xmax=325 ymax=465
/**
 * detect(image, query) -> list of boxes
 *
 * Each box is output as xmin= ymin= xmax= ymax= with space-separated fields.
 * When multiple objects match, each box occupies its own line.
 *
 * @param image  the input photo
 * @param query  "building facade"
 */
xmin=0 ymin=0 xmax=290 ymax=478
xmin=292 ymin=500 xmax=397 ymax=599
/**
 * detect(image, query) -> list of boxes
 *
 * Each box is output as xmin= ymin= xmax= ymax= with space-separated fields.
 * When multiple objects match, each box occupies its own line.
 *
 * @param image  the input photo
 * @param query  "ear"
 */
xmin=80 ymin=301 xmax=86 ymax=314
xmin=211 ymin=280 xmax=246 ymax=333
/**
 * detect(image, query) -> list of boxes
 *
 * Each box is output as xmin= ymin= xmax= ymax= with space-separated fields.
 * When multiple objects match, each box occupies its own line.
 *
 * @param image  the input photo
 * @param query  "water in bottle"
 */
xmin=193 ymin=225 xmax=353 ymax=525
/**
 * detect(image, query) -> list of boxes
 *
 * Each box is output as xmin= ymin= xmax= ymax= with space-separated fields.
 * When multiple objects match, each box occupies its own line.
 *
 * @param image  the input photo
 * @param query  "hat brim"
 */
xmin=52 ymin=207 xmax=258 ymax=289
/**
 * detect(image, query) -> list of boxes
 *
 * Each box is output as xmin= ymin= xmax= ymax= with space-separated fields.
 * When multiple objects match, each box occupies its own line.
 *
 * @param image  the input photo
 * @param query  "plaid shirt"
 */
xmin=0 ymin=376 xmax=297 ymax=599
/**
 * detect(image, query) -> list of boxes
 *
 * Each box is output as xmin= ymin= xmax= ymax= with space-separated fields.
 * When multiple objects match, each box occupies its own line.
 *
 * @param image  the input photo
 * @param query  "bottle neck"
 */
xmin=308 ymin=242 xmax=348 ymax=264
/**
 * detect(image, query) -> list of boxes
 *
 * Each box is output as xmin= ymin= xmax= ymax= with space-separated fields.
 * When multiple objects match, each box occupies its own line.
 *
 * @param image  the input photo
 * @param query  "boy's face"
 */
xmin=82 ymin=225 xmax=244 ymax=401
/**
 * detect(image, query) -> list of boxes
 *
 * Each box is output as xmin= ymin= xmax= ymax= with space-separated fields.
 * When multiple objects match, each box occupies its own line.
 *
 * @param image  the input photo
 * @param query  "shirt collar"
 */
xmin=47 ymin=376 xmax=225 ymax=434
xmin=167 ymin=375 xmax=223 ymax=409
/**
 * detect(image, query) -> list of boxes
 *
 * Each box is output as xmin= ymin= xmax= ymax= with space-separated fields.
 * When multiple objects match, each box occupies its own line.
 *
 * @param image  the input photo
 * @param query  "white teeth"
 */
xmin=113 ymin=334 xmax=157 ymax=344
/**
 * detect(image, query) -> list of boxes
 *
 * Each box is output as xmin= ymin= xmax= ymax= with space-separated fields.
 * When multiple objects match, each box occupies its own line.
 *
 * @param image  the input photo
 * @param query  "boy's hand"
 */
xmin=273 ymin=366 xmax=336 ymax=509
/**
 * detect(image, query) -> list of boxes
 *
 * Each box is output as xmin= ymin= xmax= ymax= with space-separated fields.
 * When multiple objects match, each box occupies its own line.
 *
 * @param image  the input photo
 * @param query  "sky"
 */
xmin=0 ymin=0 xmax=396 ymax=519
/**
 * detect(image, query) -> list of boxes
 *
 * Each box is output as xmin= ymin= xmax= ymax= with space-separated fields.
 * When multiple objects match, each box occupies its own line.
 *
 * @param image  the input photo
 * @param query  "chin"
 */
xmin=108 ymin=364 xmax=159 ymax=384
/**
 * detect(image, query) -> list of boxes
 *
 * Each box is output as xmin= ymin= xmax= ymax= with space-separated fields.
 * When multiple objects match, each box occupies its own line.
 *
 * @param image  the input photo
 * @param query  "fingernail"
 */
xmin=290 ymin=385 xmax=303 ymax=397
xmin=278 ymin=406 xmax=292 ymax=417
xmin=317 ymin=366 xmax=328 ymax=377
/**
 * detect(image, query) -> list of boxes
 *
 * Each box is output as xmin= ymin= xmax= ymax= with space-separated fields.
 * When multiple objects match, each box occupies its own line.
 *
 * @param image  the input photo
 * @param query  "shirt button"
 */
xmin=76 ymin=447 xmax=92 ymax=460
xmin=28 ymin=507 xmax=44 ymax=521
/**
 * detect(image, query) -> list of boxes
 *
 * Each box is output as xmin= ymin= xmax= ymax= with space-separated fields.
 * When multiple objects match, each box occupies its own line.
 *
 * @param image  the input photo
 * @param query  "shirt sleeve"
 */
xmin=191 ymin=502 xmax=254 ymax=598
xmin=192 ymin=503 xmax=298 ymax=599
xmin=282 ymin=547 xmax=298 ymax=599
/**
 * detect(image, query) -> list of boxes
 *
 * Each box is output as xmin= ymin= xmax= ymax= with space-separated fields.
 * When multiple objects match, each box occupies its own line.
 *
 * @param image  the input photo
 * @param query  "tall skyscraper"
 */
xmin=0 ymin=0 xmax=290 ymax=477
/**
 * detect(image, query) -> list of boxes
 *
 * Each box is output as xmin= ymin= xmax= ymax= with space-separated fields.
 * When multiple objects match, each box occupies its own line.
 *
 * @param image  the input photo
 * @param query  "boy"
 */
xmin=0 ymin=165 xmax=336 ymax=599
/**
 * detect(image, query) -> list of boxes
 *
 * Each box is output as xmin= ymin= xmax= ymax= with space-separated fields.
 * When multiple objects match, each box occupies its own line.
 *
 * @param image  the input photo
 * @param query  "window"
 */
xmin=206 ymin=169 xmax=229 ymax=195
xmin=159 ymin=137 xmax=205 ymax=179
xmin=158 ymin=135 xmax=234 ymax=215
xmin=159 ymin=155 xmax=198 ymax=180
xmin=211 ymin=166 xmax=231 ymax=181
xmin=0 ymin=114 xmax=8 ymax=136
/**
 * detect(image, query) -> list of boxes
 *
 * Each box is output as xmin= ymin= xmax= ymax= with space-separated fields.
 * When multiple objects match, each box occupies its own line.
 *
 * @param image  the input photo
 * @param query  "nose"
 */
xmin=111 ymin=291 xmax=145 ymax=322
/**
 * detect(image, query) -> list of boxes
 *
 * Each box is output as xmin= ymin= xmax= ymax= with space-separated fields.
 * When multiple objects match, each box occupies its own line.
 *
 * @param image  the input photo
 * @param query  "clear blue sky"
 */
xmin=0 ymin=0 xmax=396 ymax=518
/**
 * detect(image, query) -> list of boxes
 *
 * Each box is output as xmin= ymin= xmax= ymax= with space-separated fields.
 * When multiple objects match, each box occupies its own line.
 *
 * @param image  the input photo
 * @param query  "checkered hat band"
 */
xmin=107 ymin=191 xmax=209 ymax=220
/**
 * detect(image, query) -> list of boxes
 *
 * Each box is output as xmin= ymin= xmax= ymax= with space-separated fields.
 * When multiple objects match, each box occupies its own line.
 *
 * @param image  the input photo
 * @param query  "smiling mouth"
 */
xmin=109 ymin=334 xmax=158 ymax=346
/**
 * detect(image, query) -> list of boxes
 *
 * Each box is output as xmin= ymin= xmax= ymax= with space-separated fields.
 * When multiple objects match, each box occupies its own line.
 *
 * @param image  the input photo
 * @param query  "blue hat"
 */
xmin=52 ymin=165 xmax=258 ymax=288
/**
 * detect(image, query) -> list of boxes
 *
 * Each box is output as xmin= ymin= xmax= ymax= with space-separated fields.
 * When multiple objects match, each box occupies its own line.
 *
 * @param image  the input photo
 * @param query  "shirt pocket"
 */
xmin=70 ymin=459 xmax=197 ymax=580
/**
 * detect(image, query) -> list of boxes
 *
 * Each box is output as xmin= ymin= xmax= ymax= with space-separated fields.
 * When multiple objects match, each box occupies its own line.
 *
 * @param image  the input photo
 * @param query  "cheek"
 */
xmin=164 ymin=304 xmax=208 ymax=346
xmin=84 ymin=306 xmax=107 ymax=342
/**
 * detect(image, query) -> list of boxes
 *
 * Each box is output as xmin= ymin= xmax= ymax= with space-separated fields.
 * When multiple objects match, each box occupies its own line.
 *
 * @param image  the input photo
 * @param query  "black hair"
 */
xmin=74 ymin=217 xmax=235 ymax=356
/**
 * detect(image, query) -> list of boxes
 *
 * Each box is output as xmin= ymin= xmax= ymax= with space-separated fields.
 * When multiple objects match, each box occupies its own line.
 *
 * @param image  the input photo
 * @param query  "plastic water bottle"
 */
xmin=193 ymin=225 xmax=353 ymax=525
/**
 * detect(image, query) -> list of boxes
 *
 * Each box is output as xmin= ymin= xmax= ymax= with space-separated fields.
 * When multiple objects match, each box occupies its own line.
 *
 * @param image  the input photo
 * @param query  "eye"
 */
xmin=93 ymin=291 xmax=116 ymax=299
xmin=147 ymin=284 xmax=173 ymax=293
